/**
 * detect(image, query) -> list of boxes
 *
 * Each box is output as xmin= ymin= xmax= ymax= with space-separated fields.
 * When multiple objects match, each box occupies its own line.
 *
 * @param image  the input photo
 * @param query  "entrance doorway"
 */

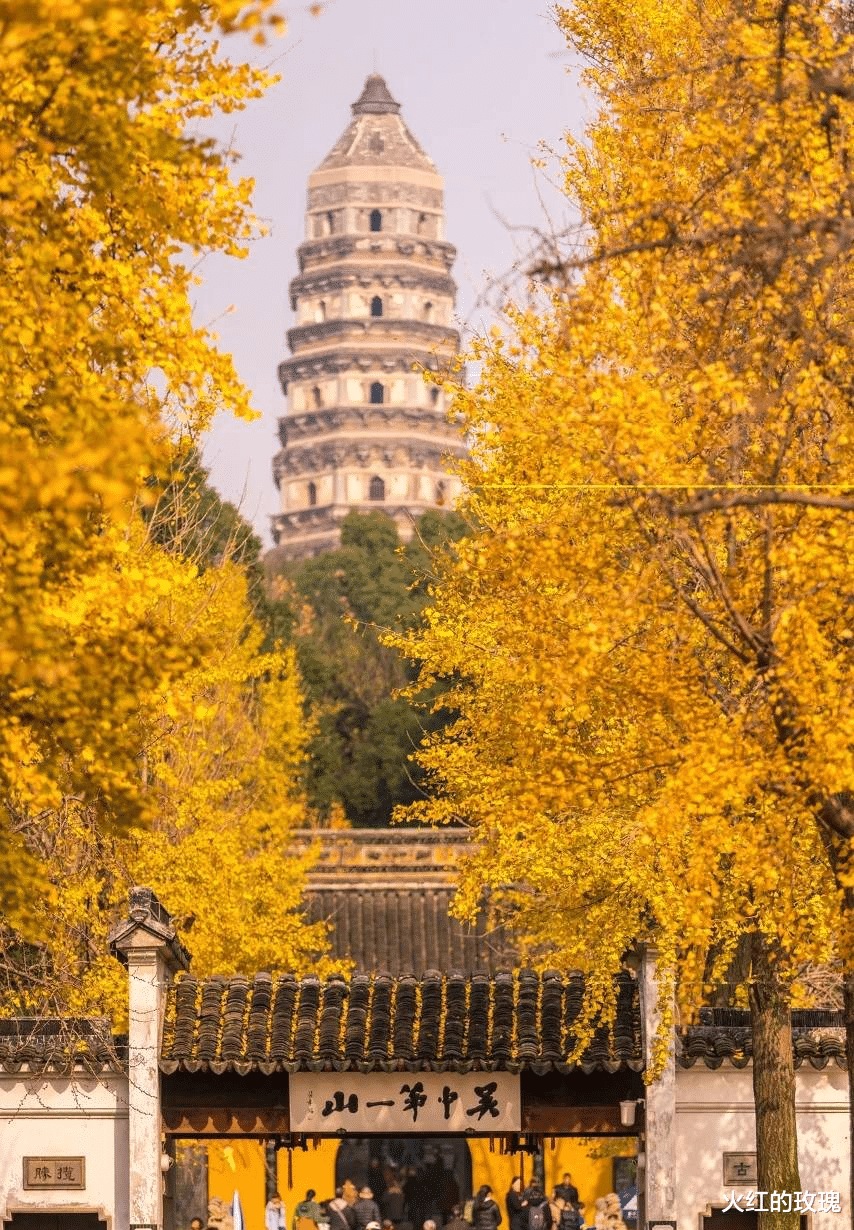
xmin=702 ymin=1213 xmax=808 ymax=1228
xmin=7 ymin=1217 xmax=106 ymax=1230
xmin=336 ymin=1138 xmax=472 ymax=1225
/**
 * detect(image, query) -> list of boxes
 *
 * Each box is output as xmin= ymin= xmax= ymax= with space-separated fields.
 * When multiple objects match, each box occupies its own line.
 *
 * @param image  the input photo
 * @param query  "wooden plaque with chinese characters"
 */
xmin=289 ymin=1072 xmax=521 ymax=1133
xmin=23 ymin=1156 xmax=85 ymax=1188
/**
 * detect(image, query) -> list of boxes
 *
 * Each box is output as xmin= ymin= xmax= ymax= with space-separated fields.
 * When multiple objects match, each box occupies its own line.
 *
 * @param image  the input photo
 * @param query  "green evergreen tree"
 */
xmin=277 ymin=510 xmax=468 ymax=827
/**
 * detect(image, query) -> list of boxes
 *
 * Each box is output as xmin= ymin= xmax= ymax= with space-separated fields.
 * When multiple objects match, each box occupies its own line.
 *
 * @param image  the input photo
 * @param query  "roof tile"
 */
xmin=160 ymin=971 xmax=642 ymax=1075
xmin=679 ymin=1007 xmax=845 ymax=1069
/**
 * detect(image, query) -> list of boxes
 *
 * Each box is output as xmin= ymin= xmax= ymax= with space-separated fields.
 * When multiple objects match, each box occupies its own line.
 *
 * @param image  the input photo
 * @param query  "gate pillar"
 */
xmin=640 ymin=947 xmax=676 ymax=1228
xmin=109 ymin=887 xmax=191 ymax=1230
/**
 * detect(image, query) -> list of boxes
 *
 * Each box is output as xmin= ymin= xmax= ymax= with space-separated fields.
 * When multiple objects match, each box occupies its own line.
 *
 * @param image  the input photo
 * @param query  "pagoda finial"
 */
xmin=352 ymin=73 xmax=401 ymax=116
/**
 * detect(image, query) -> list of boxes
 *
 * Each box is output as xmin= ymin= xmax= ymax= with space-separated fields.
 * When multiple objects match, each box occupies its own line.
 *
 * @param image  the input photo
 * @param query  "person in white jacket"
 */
xmin=266 ymin=1194 xmax=287 ymax=1230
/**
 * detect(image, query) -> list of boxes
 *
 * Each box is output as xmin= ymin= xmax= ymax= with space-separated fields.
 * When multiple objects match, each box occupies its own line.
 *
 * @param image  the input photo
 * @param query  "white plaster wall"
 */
xmin=675 ymin=1064 xmax=849 ymax=1229
xmin=0 ymin=1075 xmax=128 ymax=1227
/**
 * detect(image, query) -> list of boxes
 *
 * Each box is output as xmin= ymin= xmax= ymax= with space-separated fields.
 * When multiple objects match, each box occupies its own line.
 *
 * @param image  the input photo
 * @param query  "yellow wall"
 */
xmin=204 ymin=1137 xmax=338 ymax=1227
xmin=543 ymin=1138 xmax=637 ymax=1228
xmin=202 ymin=1136 xmax=637 ymax=1230
xmin=207 ymin=1139 xmax=267 ymax=1229
xmin=277 ymin=1137 xmax=338 ymax=1215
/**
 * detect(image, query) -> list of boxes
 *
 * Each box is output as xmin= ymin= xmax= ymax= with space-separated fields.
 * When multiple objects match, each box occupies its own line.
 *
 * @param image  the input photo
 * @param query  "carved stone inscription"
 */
xmin=24 ymin=1156 xmax=86 ymax=1189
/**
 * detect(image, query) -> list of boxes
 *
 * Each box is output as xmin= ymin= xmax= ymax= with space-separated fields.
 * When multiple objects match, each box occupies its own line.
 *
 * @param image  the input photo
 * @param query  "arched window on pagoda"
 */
xmin=423 ymin=301 xmax=434 ymax=323
xmin=435 ymin=479 xmax=446 ymax=505
xmin=369 ymin=209 xmax=382 ymax=232
xmin=369 ymin=475 xmax=386 ymax=502
xmin=312 ymin=386 xmax=324 ymax=408
xmin=370 ymin=381 xmax=384 ymax=404
xmin=371 ymin=296 xmax=383 ymax=317
xmin=307 ymin=481 xmax=317 ymax=507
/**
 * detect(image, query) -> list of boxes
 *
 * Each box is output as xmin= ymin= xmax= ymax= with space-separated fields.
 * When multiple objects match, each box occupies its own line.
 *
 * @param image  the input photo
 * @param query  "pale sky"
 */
xmin=198 ymin=0 xmax=588 ymax=543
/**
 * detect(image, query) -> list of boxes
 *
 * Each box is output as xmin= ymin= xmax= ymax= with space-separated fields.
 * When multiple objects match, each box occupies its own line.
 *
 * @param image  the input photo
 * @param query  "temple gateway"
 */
xmin=0 ymin=867 xmax=847 ymax=1230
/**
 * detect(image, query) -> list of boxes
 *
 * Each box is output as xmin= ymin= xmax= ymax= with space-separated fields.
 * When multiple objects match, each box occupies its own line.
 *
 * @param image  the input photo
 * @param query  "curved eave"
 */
xmin=678 ymin=1027 xmax=847 ymax=1070
xmin=160 ymin=1057 xmax=645 ymax=1077
xmin=278 ymin=351 xmax=458 ymax=393
xmin=678 ymin=1053 xmax=846 ymax=1070
xmin=287 ymin=318 xmax=461 ymax=353
xmin=0 ymin=1055 xmax=125 ymax=1075
xmin=297 ymin=235 xmax=456 ymax=274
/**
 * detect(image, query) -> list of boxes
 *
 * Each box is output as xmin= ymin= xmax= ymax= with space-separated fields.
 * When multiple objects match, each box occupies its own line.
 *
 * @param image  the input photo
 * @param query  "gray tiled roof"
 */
xmin=294 ymin=829 xmax=516 ymax=974
xmin=0 ymin=1018 xmax=125 ymax=1074
xmin=159 ymin=970 xmax=643 ymax=1077
xmin=305 ymin=887 xmax=513 ymax=974
xmin=679 ymin=1008 xmax=845 ymax=1069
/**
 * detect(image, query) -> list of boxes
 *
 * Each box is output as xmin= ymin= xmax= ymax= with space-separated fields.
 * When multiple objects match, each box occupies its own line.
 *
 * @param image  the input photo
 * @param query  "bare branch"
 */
xmin=673 ymin=489 xmax=854 ymax=515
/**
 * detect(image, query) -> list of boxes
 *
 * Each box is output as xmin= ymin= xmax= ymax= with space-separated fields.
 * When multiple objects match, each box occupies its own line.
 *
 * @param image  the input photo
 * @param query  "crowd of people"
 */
xmin=188 ymin=1165 xmax=630 ymax=1230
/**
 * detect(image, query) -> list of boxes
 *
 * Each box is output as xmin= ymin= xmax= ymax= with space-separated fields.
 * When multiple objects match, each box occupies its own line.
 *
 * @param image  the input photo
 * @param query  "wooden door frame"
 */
xmin=2 ymin=1206 xmax=112 ymax=1229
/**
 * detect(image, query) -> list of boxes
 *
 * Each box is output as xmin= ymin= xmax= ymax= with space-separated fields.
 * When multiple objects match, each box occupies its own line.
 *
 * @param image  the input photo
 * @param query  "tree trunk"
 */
xmin=814 ymin=826 xmax=854 ymax=1223
xmin=749 ymin=935 xmax=800 ymax=1230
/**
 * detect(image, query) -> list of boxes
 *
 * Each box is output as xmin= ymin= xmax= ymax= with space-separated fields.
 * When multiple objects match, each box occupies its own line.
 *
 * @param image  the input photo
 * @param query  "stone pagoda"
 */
xmin=271 ymin=73 xmax=466 ymax=559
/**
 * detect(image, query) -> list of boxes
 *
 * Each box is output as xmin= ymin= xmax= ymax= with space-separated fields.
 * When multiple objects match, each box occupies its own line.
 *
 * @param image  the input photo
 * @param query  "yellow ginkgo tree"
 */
xmin=0 ymin=531 xmax=338 ymax=1024
xmin=394 ymin=2 xmax=854 ymax=1226
xmin=0 ymin=0 xmax=280 ymax=924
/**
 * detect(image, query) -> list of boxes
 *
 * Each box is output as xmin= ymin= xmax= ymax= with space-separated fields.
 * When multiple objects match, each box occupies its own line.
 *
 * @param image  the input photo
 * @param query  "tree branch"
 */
xmin=673 ymin=490 xmax=854 ymax=515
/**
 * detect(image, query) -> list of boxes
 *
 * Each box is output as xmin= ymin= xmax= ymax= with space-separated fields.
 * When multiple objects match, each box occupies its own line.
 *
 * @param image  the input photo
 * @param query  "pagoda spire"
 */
xmin=351 ymin=72 xmax=401 ymax=116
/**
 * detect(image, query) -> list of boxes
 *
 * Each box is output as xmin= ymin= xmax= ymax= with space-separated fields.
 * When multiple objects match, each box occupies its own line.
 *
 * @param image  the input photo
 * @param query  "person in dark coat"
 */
xmin=521 ymin=1188 xmax=551 ymax=1230
xmin=505 ymin=1179 xmax=527 ymax=1230
xmin=472 ymin=1186 xmax=502 ymax=1230
xmin=369 ymin=1159 xmax=388 ymax=1203
xmin=555 ymin=1199 xmax=582 ymax=1230
xmin=328 ymin=1189 xmax=357 ymax=1230
xmin=444 ymin=1204 xmax=473 ymax=1230
xmin=552 ymin=1178 xmax=579 ymax=1209
xmin=381 ymin=1179 xmax=406 ymax=1226
xmin=354 ymin=1190 xmax=382 ymax=1230
xmin=405 ymin=1169 xmax=428 ymax=1230
xmin=435 ymin=1164 xmax=460 ymax=1223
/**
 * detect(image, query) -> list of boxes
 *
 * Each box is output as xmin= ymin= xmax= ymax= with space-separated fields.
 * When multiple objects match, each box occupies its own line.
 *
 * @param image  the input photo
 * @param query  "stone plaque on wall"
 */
xmin=24 ymin=1156 xmax=85 ymax=1188
xmin=723 ymin=1151 xmax=758 ymax=1185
